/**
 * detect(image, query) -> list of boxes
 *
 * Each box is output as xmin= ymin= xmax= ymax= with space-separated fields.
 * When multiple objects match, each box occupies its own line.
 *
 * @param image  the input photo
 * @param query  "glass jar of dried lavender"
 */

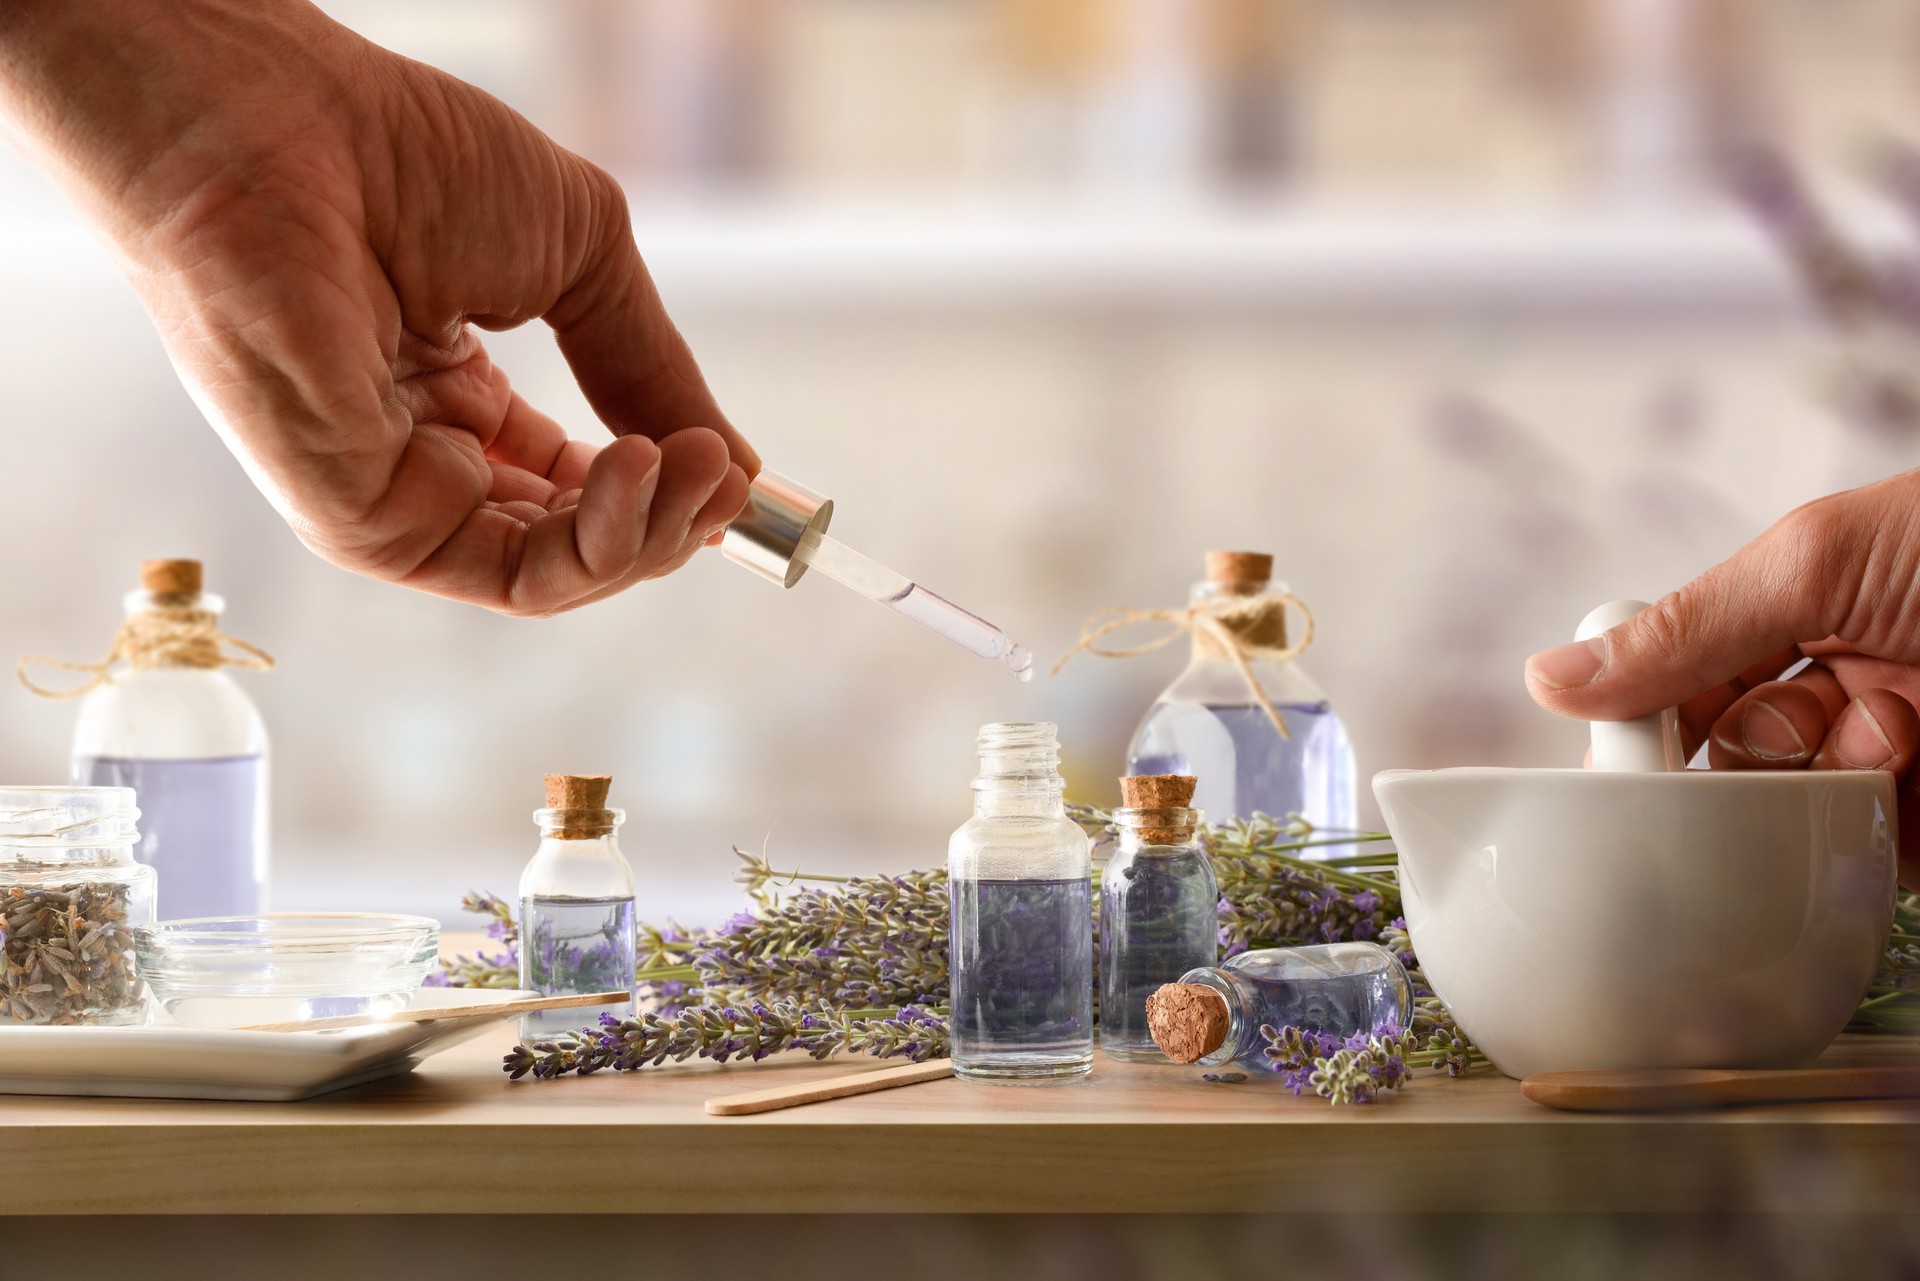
xmin=0 ymin=787 xmax=154 ymax=1026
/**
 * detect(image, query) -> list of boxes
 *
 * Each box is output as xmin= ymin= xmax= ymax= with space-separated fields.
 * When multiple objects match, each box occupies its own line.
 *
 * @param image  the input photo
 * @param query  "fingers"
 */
xmin=1674 ymin=645 xmax=1805 ymax=755
xmin=545 ymin=161 xmax=761 ymax=476
xmin=1525 ymin=496 xmax=1856 ymax=721
xmin=504 ymin=428 xmax=744 ymax=615
xmin=1707 ymin=681 xmax=1830 ymax=768
xmin=1810 ymin=689 xmax=1920 ymax=773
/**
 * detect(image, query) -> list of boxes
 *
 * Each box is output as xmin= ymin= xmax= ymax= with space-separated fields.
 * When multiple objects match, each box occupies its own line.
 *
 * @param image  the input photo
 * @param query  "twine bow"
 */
xmin=1052 ymin=591 xmax=1314 ymax=740
xmin=18 ymin=606 xmax=274 ymax=699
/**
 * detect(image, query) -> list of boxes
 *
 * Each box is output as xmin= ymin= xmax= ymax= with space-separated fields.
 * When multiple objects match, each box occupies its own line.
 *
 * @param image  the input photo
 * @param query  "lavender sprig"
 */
xmin=426 ymin=892 xmax=521 ymax=989
xmin=503 ymin=999 xmax=949 ymax=1079
xmin=691 ymin=849 xmax=949 ymax=1010
xmin=1262 ymin=1021 xmax=1421 ymax=1105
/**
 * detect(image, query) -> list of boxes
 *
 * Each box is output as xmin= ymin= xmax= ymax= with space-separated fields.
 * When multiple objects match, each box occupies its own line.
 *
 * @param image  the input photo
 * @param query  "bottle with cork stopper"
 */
xmin=60 ymin=559 xmax=272 ymax=919
xmin=1099 ymin=773 xmax=1218 ymax=1062
xmin=1144 ymin=941 xmax=1413 ymax=1076
xmin=517 ymin=774 xmax=637 ymax=1040
xmin=1127 ymin=550 xmax=1356 ymax=846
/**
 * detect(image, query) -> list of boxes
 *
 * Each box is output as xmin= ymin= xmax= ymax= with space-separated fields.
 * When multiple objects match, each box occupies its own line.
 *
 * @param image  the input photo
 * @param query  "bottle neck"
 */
xmin=973 ymin=778 xmax=1064 ymax=819
xmin=971 ymin=721 xmax=1064 ymax=818
xmin=1193 ymin=968 xmax=1261 ymax=1067
xmin=1115 ymin=829 xmax=1200 ymax=855
xmin=1188 ymin=579 xmax=1287 ymax=663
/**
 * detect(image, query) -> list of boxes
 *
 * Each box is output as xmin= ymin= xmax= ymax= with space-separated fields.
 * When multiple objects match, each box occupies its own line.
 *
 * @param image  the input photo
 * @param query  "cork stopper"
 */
xmin=542 ymin=773 xmax=614 ymax=839
xmin=1118 ymin=774 xmax=1199 ymax=846
xmin=1147 ymin=983 xmax=1231 ymax=1064
xmin=1206 ymin=550 xmax=1272 ymax=591
xmin=141 ymin=559 xmax=203 ymax=600
xmin=545 ymin=774 xmax=611 ymax=810
xmin=1120 ymin=774 xmax=1196 ymax=810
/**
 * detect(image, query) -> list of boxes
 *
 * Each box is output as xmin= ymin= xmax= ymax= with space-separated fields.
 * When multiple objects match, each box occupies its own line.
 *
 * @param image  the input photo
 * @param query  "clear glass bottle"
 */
xmin=517 ymin=774 xmax=637 ymax=1041
xmin=1099 ymin=775 xmax=1217 ymax=1062
xmin=948 ymin=722 xmax=1094 ymax=1083
xmin=0 ymin=786 xmax=154 ymax=1025
xmin=1146 ymin=942 xmax=1411 ymax=1075
xmin=71 ymin=560 xmax=268 ymax=919
xmin=1127 ymin=550 xmax=1355 ymax=844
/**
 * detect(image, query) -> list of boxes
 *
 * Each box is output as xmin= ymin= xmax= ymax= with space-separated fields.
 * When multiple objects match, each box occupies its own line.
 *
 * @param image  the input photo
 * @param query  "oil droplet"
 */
xmin=1004 ymin=643 xmax=1034 ymax=682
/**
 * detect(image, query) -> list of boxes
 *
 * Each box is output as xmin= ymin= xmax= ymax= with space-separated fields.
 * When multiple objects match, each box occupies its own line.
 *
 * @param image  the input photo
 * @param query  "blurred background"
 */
xmin=4 ymin=0 xmax=1920 ymax=927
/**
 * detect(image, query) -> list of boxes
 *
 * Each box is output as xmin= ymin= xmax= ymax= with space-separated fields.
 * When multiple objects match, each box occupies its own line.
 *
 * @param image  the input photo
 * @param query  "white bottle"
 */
xmin=71 ymin=559 xmax=269 ymax=920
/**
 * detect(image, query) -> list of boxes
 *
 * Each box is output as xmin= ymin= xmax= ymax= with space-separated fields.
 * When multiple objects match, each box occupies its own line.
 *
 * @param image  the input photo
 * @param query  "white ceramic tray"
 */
xmin=0 ymin=987 xmax=536 ymax=1102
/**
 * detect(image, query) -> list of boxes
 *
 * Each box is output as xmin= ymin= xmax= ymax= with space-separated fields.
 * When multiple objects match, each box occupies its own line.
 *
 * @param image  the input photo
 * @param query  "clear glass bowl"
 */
xmin=135 ymin=913 xmax=439 ymax=1028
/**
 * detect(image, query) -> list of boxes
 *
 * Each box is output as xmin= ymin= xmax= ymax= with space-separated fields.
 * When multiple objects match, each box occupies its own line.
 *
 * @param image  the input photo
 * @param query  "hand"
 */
xmin=0 ymin=0 xmax=755 ymax=615
xmin=1524 ymin=468 xmax=1920 ymax=886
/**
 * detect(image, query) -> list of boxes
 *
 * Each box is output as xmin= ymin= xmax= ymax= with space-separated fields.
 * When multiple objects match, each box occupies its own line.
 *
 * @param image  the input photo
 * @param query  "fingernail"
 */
xmin=1834 ymin=699 xmax=1896 ymax=769
xmin=1741 ymin=699 xmax=1807 ymax=761
xmin=1525 ymin=638 xmax=1607 ymax=690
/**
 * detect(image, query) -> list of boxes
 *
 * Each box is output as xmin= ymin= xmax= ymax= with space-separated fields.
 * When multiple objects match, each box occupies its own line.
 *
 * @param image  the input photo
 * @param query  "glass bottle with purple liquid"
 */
xmin=1127 ymin=550 xmax=1355 ymax=850
xmin=949 ymin=722 xmax=1094 ymax=1084
xmin=1145 ymin=942 xmax=1412 ymax=1077
xmin=71 ymin=559 xmax=268 ymax=920
xmin=518 ymin=773 xmax=637 ymax=1041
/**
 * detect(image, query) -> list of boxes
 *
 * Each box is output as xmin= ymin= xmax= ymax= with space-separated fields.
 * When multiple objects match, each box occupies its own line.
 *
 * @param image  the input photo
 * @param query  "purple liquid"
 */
xmin=77 ymin=755 xmax=265 ymax=920
xmin=1130 ymin=701 xmax=1356 ymax=836
xmin=950 ymin=877 xmax=1093 ymax=1076
xmin=520 ymin=895 xmax=637 ymax=1039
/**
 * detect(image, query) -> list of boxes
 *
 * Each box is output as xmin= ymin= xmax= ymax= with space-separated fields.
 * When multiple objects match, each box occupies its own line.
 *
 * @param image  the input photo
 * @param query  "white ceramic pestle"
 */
xmin=1575 ymin=599 xmax=1686 ymax=773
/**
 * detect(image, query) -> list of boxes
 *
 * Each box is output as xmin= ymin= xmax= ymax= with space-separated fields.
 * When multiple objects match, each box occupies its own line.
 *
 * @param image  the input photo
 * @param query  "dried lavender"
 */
xmin=0 ymin=881 xmax=143 ymax=1025
xmin=691 ymin=850 xmax=948 ymax=1010
xmin=503 ymin=999 xmax=948 ymax=1079
xmin=1261 ymin=1021 xmax=1421 ymax=1105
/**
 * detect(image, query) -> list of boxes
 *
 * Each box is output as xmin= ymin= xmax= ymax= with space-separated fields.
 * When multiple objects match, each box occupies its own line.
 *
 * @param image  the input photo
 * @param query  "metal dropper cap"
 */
xmin=720 ymin=470 xmax=835 ymax=589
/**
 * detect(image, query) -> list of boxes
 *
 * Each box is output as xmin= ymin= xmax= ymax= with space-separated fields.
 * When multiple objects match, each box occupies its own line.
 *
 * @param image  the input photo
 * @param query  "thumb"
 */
xmin=545 ymin=162 xmax=760 ymax=476
xmin=1524 ymin=503 xmax=1848 ymax=721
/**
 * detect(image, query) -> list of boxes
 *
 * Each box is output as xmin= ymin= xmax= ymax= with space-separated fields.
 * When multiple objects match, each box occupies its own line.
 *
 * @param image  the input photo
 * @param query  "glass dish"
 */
xmin=135 ymin=913 xmax=439 ymax=1029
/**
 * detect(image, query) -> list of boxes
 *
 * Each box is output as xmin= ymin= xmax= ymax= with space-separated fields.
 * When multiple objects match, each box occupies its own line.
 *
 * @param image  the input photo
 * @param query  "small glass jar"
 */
xmin=1100 ymin=796 xmax=1218 ymax=1062
xmin=0 ymin=787 xmax=155 ymax=1026
xmin=517 ymin=775 xmax=637 ymax=1041
xmin=1148 ymin=942 xmax=1411 ymax=1074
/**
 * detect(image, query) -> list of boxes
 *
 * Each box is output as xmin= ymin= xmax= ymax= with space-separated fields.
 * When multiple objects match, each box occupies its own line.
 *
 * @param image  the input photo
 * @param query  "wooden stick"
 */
xmin=705 ymin=1058 xmax=955 ymax=1116
xmin=1522 ymin=1065 xmax=1920 ymax=1112
xmin=235 ymin=990 xmax=630 ymax=1033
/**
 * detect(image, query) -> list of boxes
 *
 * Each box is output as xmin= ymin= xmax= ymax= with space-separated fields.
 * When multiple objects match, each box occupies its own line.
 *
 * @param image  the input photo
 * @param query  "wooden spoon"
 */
xmin=1523 ymin=1065 xmax=1920 ymax=1112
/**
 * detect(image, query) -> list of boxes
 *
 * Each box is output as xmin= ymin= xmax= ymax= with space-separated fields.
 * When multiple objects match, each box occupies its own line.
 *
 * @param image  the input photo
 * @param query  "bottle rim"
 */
xmin=0 ymin=786 xmax=140 ymax=853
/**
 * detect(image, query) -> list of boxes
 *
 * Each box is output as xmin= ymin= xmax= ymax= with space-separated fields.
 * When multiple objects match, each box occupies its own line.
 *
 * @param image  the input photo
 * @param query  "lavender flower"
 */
xmin=504 ymin=998 xmax=950 ymax=1079
xmin=1260 ymin=1020 xmax=1420 ymax=1105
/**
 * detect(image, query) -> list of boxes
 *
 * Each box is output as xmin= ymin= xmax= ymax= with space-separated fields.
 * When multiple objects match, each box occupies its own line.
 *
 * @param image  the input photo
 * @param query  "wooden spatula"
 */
xmin=705 ymin=1058 xmax=954 ymax=1116
xmin=236 ymin=989 xmax=630 ymax=1033
xmin=1523 ymin=1065 xmax=1920 ymax=1111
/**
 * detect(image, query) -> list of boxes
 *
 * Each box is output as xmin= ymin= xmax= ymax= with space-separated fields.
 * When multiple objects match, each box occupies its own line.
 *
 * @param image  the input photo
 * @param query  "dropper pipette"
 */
xmin=720 ymin=471 xmax=1033 ymax=680
xmin=795 ymin=528 xmax=1033 ymax=680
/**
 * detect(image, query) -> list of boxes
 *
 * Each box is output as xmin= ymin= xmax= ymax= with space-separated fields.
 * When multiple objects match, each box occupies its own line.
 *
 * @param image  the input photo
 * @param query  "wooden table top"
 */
xmin=1 ymin=1027 xmax=1917 ymax=1215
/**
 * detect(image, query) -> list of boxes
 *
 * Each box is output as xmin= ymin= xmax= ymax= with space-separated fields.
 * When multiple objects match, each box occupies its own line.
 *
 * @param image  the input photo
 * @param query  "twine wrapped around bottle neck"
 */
xmin=1051 ymin=591 xmax=1314 ymax=740
xmin=16 ymin=604 xmax=274 ymax=699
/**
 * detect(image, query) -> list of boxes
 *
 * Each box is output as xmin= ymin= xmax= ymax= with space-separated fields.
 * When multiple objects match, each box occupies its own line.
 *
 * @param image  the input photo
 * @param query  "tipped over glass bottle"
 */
xmin=1127 ymin=551 xmax=1355 ymax=844
xmin=1146 ymin=942 xmax=1410 ymax=1075
xmin=948 ymin=722 xmax=1094 ymax=1084
xmin=517 ymin=774 xmax=637 ymax=1041
xmin=1099 ymin=774 xmax=1217 ymax=1063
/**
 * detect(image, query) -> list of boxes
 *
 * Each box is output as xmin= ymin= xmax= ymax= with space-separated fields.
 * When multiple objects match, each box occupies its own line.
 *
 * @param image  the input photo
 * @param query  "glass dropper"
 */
xmin=720 ymin=470 xmax=1033 ymax=681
